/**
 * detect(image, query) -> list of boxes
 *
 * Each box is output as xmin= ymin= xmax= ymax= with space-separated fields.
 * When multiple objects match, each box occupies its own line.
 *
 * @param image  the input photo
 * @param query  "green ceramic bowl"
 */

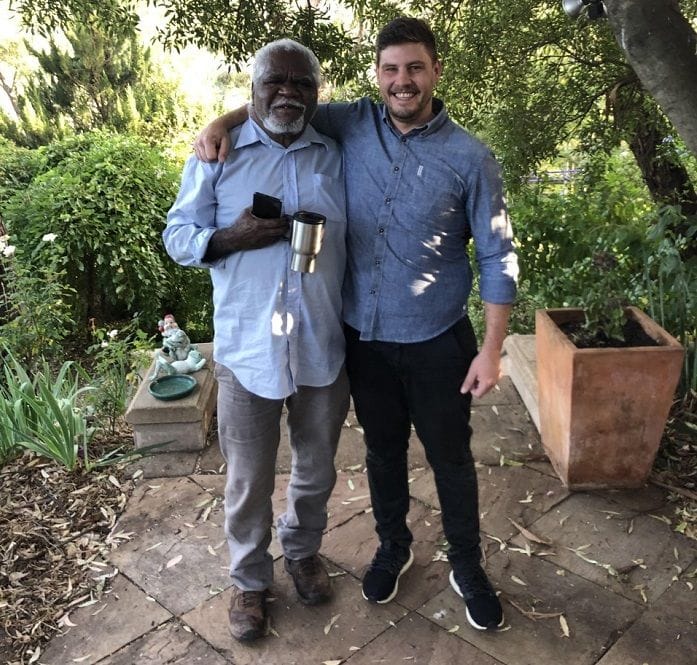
xmin=148 ymin=374 xmax=197 ymax=401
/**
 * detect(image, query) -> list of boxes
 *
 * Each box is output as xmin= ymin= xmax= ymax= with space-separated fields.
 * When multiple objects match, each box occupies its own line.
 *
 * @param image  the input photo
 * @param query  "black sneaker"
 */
xmin=361 ymin=544 xmax=414 ymax=604
xmin=449 ymin=564 xmax=504 ymax=630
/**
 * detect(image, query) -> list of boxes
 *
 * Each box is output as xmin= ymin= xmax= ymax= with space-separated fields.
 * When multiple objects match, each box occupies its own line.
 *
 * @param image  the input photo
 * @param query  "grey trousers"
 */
xmin=214 ymin=363 xmax=350 ymax=591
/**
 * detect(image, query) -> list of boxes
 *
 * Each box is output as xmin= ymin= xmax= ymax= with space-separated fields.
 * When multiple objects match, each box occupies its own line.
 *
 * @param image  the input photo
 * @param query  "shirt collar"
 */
xmin=235 ymin=116 xmax=331 ymax=151
xmin=380 ymin=98 xmax=448 ymax=137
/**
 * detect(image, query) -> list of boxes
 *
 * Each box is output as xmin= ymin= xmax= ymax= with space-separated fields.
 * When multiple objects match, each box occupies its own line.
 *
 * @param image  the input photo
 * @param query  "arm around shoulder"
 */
xmin=193 ymin=105 xmax=249 ymax=163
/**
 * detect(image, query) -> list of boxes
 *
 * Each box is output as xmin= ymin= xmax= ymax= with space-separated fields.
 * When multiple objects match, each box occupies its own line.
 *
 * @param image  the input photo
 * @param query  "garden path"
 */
xmin=41 ymin=352 xmax=696 ymax=665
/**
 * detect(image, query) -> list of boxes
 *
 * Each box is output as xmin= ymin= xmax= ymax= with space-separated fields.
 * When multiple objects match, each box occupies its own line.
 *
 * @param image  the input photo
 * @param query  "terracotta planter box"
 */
xmin=536 ymin=307 xmax=684 ymax=489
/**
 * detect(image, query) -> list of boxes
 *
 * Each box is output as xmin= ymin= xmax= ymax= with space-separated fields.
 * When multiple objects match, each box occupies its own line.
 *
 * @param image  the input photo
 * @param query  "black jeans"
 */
xmin=345 ymin=318 xmax=482 ymax=568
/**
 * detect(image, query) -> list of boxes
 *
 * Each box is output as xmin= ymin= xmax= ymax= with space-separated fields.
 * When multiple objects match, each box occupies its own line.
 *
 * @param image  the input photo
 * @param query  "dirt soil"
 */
xmin=0 ymin=429 xmax=136 ymax=665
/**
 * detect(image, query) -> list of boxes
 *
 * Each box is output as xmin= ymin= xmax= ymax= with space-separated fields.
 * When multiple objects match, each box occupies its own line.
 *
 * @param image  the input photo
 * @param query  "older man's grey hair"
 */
xmin=252 ymin=39 xmax=321 ymax=87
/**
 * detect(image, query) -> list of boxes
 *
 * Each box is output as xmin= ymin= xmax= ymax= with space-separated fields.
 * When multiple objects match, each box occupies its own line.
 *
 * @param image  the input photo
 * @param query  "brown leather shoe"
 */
xmin=284 ymin=555 xmax=331 ymax=605
xmin=228 ymin=586 xmax=267 ymax=642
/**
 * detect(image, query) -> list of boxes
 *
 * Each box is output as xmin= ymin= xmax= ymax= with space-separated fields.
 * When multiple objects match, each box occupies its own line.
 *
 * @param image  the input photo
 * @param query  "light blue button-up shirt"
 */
xmin=163 ymin=119 xmax=346 ymax=399
xmin=313 ymin=98 xmax=518 ymax=343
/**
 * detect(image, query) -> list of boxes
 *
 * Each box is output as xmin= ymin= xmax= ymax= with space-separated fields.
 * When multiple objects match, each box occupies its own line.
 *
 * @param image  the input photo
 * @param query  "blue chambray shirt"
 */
xmin=163 ymin=119 xmax=347 ymax=399
xmin=313 ymin=98 xmax=518 ymax=343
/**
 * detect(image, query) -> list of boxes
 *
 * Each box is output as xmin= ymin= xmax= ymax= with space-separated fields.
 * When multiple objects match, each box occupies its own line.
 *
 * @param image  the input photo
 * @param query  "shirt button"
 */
xmin=393 ymin=166 xmax=400 ymax=172
xmin=375 ymin=259 xmax=381 ymax=265
xmin=384 ymin=197 xmax=391 ymax=204
xmin=369 ymin=289 xmax=376 ymax=295
xmin=401 ymin=137 xmax=407 ymax=143
xmin=378 ymin=228 xmax=385 ymax=234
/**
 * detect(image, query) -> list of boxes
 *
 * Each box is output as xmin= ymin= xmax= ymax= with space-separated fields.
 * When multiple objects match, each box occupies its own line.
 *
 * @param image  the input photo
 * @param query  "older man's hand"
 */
xmin=203 ymin=208 xmax=289 ymax=262
xmin=230 ymin=208 xmax=290 ymax=250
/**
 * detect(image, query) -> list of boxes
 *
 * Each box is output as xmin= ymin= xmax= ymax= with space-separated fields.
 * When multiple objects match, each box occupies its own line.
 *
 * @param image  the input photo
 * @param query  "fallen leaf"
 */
xmin=166 ymin=554 xmax=183 ymax=569
xmin=447 ymin=624 xmax=460 ymax=633
xmin=492 ymin=405 xmax=499 ymax=415
xmin=145 ymin=541 xmax=162 ymax=552
xmin=58 ymin=613 xmax=77 ymax=627
xmin=511 ymin=575 xmax=528 ymax=586
xmin=507 ymin=517 xmax=551 ymax=545
xmin=207 ymin=545 xmax=217 ymax=556
xmin=559 ymin=615 xmax=570 ymax=637
xmin=348 ymin=478 xmax=355 ymax=491
xmin=107 ymin=475 xmax=121 ymax=488
xmin=634 ymin=584 xmax=648 ymax=603
xmin=324 ymin=614 xmax=341 ymax=635
xmin=649 ymin=514 xmax=671 ymax=525
xmin=322 ymin=661 xmax=342 ymax=665
xmin=73 ymin=656 xmax=92 ymax=663
xmin=509 ymin=599 xmax=563 ymax=621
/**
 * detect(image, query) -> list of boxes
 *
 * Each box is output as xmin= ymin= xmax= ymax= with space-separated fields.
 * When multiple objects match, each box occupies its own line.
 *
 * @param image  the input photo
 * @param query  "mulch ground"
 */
xmin=0 ymin=398 xmax=695 ymax=665
xmin=0 ymin=431 xmax=136 ymax=665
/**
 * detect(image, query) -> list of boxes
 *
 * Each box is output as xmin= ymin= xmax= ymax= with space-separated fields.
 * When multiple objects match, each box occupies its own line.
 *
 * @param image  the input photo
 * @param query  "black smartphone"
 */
xmin=252 ymin=192 xmax=282 ymax=218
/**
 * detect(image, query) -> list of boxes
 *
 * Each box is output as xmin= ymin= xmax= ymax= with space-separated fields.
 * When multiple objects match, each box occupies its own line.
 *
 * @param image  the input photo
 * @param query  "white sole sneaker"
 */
xmin=449 ymin=570 xmax=505 ymax=630
xmin=362 ymin=548 xmax=414 ymax=604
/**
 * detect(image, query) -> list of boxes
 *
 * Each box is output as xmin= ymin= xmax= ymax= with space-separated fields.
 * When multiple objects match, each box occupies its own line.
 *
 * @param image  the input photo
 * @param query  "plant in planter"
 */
xmin=536 ymin=251 xmax=685 ymax=489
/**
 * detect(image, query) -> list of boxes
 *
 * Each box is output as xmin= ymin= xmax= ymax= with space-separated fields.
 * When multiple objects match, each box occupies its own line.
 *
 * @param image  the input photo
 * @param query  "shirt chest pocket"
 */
xmin=405 ymin=161 xmax=464 ymax=226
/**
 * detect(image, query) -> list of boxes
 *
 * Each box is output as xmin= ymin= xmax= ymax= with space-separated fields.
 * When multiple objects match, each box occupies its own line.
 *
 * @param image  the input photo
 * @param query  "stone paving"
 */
xmin=41 ymin=373 xmax=696 ymax=665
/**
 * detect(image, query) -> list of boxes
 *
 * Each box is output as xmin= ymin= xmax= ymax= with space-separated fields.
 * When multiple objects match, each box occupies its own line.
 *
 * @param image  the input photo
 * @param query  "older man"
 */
xmin=195 ymin=18 xmax=518 ymax=632
xmin=164 ymin=39 xmax=349 ymax=642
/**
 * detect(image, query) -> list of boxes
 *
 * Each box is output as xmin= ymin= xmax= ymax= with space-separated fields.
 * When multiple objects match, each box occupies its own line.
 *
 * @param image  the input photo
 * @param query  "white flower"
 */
xmin=108 ymin=329 xmax=119 ymax=339
xmin=42 ymin=233 xmax=57 ymax=243
xmin=101 ymin=341 xmax=109 ymax=348
xmin=2 ymin=245 xmax=16 ymax=258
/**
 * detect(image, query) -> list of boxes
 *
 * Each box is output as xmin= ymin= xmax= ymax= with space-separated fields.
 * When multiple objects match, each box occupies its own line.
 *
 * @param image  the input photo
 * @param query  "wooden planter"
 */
xmin=535 ymin=307 xmax=684 ymax=489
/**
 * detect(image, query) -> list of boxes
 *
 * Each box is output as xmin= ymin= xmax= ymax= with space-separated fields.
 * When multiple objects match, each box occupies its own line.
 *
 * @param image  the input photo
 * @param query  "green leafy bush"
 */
xmin=509 ymin=150 xmax=651 ymax=313
xmin=509 ymin=149 xmax=696 ymax=393
xmin=87 ymin=317 xmax=154 ymax=434
xmin=3 ymin=131 xmax=181 ymax=326
xmin=0 ymin=232 xmax=75 ymax=366
xmin=0 ymin=137 xmax=47 ymax=212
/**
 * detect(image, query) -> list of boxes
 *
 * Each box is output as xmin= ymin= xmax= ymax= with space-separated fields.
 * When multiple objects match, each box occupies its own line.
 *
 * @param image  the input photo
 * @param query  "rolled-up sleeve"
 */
xmin=163 ymin=157 xmax=222 ymax=268
xmin=468 ymin=153 xmax=519 ymax=305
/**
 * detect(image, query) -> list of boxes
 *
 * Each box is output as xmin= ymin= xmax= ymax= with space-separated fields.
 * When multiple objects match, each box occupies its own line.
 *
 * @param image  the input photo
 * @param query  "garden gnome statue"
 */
xmin=150 ymin=315 xmax=206 ymax=379
xmin=157 ymin=313 xmax=180 ymax=338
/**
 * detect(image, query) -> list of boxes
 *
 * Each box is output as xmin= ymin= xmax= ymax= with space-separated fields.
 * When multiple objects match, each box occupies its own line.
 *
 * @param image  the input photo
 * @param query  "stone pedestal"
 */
xmin=125 ymin=342 xmax=217 ymax=452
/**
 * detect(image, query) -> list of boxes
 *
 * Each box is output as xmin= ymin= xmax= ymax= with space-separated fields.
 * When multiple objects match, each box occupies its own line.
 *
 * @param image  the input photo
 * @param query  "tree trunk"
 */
xmin=605 ymin=0 xmax=697 ymax=156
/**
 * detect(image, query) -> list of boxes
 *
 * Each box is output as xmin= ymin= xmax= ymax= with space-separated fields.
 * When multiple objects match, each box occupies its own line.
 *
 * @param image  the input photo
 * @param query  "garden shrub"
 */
xmin=3 ymin=131 xmax=184 ymax=327
xmin=0 ymin=137 xmax=47 ymax=212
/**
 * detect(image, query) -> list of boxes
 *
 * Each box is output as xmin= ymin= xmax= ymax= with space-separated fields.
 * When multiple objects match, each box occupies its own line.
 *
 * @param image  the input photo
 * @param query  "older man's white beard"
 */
xmin=254 ymin=102 xmax=307 ymax=136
